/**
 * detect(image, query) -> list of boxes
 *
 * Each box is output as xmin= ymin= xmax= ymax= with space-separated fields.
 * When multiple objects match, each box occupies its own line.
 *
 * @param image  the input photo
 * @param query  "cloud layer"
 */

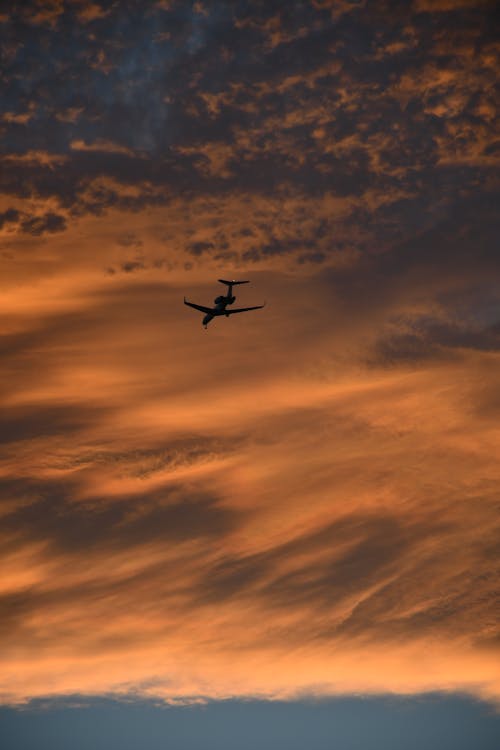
xmin=0 ymin=0 xmax=499 ymax=705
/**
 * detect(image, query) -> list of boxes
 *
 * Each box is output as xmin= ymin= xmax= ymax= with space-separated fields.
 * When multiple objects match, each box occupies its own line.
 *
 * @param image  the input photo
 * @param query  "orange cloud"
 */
xmin=74 ymin=2 xmax=110 ymax=23
xmin=3 ymin=151 xmax=68 ymax=168
xmin=23 ymin=0 xmax=64 ymax=27
xmin=1 ymin=0 xmax=499 ymax=709
xmin=2 ymin=112 xmax=34 ymax=125
xmin=414 ymin=0 xmax=494 ymax=9
xmin=70 ymin=140 xmax=140 ymax=157
xmin=1 ymin=256 xmax=499 ymax=705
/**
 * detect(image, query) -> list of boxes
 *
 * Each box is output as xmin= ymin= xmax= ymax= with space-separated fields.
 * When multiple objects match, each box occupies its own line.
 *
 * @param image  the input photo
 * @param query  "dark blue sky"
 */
xmin=2 ymin=695 xmax=499 ymax=750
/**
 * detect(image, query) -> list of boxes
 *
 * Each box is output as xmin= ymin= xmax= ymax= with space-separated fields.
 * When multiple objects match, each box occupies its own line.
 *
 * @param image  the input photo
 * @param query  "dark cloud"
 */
xmin=187 ymin=241 xmax=215 ymax=256
xmin=0 ymin=0 xmax=497 ymax=255
xmin=0 ymin=208 xmax=20 ymax=228
xmin=0 ymin=474 xmax=242 ymax=555
xmin=372 ymin=319 xmax=500 ymax=366
xmin=120 ymin=260 xmax=146 ymax=273
xmin=0 ymin=404 xmax=107 ymax=444
xmin=0 ymin=208 xmax=66 ymax=235
xmin=116 ymin=233 xmax=143 ymax=248
xmin=19 ymin=211 xmax=67 ymax=235
xmin=319 ymin=188 xmax=500 ymax=352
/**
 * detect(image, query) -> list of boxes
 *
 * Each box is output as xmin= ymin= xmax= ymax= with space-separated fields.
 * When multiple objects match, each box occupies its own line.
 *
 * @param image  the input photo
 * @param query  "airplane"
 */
xmin=184 ymin=279 xmax=265 ymax=328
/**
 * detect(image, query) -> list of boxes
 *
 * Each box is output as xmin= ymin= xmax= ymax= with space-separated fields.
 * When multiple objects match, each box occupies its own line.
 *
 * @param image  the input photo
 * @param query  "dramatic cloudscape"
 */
xmin=1 ymin=0 xmax=499 ymax=741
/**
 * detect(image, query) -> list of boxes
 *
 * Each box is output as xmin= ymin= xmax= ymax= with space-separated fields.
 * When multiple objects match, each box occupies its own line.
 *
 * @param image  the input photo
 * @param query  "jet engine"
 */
xmin=214 ymin=295 xmax=225 ymax=304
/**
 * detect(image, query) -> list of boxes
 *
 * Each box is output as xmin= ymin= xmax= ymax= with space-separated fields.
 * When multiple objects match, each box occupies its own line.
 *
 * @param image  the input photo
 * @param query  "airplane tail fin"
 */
xmin=218 ymin=279 xmax=249 ymax=286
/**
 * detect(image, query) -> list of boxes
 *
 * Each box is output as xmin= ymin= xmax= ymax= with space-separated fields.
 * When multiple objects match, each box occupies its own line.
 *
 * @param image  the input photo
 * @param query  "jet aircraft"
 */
xmin=184 ymin=279 xmax=265 ymax=328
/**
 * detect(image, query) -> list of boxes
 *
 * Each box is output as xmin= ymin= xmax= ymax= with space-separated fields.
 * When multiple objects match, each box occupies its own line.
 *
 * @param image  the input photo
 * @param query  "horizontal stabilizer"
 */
xmin=218 ymin=279 xmax=249 ymax=286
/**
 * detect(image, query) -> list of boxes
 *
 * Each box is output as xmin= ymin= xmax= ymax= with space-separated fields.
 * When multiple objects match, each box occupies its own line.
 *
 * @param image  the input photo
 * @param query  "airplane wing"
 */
xmin=226 ymin=304 xmax=265 ymax=315
xmin=184 ymin=298 xmax=214 ymax=314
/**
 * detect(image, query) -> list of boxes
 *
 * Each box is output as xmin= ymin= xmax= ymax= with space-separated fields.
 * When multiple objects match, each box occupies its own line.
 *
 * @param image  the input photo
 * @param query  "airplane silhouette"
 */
xmin=184 ymin=279 xmax=265 ymax=328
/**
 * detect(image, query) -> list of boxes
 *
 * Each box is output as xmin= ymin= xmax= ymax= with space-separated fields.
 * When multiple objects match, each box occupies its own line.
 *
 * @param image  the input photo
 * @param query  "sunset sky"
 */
xmin=1 ymin=0 xmax=499 ymax=747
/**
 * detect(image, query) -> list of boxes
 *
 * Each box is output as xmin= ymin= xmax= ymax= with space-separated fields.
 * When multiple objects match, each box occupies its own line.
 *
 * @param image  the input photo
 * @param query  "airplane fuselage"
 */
xmin=202 ymin=294 xmax=235 ymax=325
